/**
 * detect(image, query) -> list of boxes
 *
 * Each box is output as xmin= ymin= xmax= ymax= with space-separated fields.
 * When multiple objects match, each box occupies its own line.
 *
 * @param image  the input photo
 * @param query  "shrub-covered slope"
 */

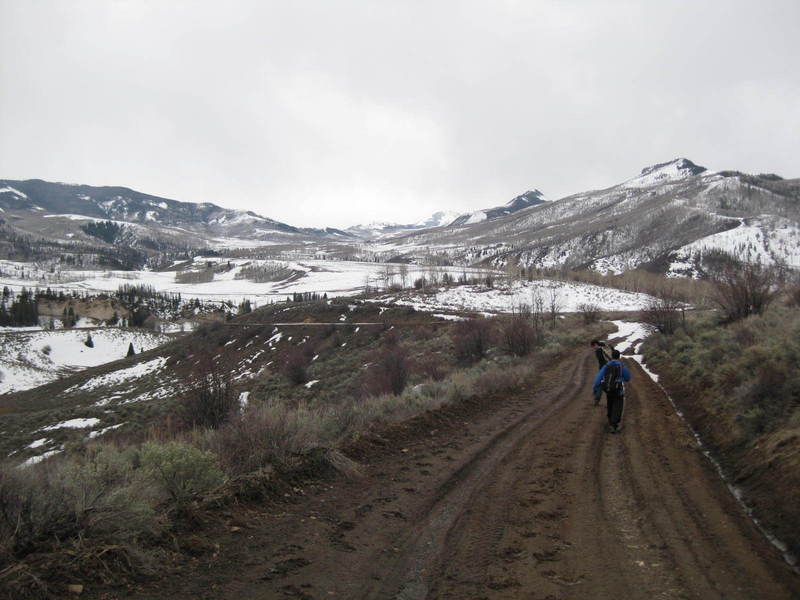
xmin=643 ymin=306 xmax=800 ymax=556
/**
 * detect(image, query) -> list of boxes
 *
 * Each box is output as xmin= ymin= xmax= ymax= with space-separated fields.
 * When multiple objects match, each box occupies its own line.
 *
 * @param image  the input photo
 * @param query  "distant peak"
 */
xmin=504 ymin=189 xmax=547 ymax=208
xmin=639 ymin=158 xmax=706 ymax=177
xmin=623 ymin=158 xmax=707 ymax=188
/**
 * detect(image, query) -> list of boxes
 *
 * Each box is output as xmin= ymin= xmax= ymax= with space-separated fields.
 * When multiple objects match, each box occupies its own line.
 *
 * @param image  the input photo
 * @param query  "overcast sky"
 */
xmin=1 ymin=1 xmax=798 ymax=228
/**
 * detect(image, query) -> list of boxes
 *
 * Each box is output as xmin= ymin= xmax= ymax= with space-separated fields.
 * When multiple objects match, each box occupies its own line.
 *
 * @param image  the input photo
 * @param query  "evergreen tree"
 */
xmin=127 ymin=342 xmax=136 ymax=357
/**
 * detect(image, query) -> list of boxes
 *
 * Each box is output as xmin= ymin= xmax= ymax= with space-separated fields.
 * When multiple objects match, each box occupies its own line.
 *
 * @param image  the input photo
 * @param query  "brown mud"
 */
xmin=103 ymin=349 xmax=799 ymax=599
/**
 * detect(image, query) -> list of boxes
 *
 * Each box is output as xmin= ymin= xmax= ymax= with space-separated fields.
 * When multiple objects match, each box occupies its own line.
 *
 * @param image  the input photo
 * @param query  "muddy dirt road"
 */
xmin=135 ymin=349 xmax=799 ymax=599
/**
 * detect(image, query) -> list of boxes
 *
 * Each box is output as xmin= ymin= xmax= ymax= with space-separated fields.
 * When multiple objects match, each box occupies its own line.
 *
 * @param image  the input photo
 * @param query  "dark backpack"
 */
xmin=602 ymin=362 xmax=623 ymax=394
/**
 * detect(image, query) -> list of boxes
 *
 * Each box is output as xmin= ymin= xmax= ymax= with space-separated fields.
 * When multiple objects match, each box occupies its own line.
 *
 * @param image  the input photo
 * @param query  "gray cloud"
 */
xmin=2 ymin=0 xmax=798 ymax=227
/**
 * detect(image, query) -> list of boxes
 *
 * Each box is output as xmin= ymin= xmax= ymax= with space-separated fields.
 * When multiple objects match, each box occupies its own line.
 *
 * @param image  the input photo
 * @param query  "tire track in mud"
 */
xmin=358 ymin=351 xmax=592 ymax=599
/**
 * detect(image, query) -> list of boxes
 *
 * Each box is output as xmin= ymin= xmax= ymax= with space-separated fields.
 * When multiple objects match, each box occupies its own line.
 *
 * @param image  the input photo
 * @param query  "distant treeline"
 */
xmin=0 ymin=287 xmax=38 ymax=326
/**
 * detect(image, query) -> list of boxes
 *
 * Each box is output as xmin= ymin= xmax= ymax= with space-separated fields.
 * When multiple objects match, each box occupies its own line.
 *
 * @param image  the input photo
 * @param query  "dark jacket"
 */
xmin=593 ymin=346 xmax=609 ymax=369
xmin=593 ymin=360 xmax=632 ymax=395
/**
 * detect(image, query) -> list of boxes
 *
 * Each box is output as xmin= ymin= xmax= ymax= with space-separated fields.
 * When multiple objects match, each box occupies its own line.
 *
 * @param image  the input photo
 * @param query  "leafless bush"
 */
xmin=451 ymin=318 xmax=494 ymax=364
xmin=363 ymin=342 xmax=410 ymax=396
xmin=501 ymin=304 xmax=541 ymax=356
xmin=419 ymin=356 xmax=447 ymax=381
xmin=547 ymin=287 xmax=563 ymax=329
xmin=208 ymin=402 xmax=325 ymax=474
xmin=640 ymin=291 xmax=684 ymax=335
xmin=284 ymin=347 xmax=310 ymax=385
xmin=703 ymin=253 xmax=780 ymax=323
xmin=577 ymin=302 xmax=602 ymax=324
xmin=175 ymin=353 xmax=238 ymax=429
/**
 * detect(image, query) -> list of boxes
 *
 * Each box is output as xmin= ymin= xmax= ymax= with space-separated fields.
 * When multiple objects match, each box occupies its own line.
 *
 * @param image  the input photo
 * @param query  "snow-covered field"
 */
xmin=0 ymin=328 xmax=172 ymax=394
xmin=373 ymin=279 xmax=657 ymax=315
xmin=0 ymin=258 xmax=495 ymax=308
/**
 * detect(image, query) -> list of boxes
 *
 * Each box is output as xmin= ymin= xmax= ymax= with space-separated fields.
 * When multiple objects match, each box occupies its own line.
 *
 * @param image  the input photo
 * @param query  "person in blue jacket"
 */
xmin=592 ymin=349 xmax=631 ymax=433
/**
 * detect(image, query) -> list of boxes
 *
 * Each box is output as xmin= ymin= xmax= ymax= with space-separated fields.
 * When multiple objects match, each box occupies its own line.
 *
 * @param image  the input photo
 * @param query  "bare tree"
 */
xmin=546 ymin=287 xmax=563 ymax=329
xmin=577 ymin=302 xmax=602 ymax=324
xmin=399 ymin=264 xmax=409 ymax=289
xmin=640 ymin=291 xmax=683 ymax=335
xmin=702 ymin=252 xmax=780 ymax=322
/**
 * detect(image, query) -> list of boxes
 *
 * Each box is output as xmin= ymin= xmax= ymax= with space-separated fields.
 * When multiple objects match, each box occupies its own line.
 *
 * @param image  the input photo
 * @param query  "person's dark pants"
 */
xmin=607 ymin=391 xmax=625 ymax=428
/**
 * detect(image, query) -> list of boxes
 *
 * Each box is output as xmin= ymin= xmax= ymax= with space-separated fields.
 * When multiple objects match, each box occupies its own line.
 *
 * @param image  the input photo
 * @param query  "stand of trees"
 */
xmin=0 ymin=288 xmax=38 ymax=326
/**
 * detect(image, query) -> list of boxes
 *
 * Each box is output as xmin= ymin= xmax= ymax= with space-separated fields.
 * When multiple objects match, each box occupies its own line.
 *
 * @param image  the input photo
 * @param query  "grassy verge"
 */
xmin=642 ymin=305 xmax=800 ymax=557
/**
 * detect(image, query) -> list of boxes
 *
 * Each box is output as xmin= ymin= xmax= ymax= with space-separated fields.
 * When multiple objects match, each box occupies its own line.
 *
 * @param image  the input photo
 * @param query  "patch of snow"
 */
xmin=0 ymin=186 xmax=28 ymax=198
xmin=433 ymin=313 xmax=466 ymax=321
xmin=70 ymin=357 xmax=167 ymax=392
xmin=87 ymin=423 xmax=125 ymax=439
xmin=41 ymin=417 xmax=101 ymax=431
xmin=19 ymin=449 xmax=62 ymax=468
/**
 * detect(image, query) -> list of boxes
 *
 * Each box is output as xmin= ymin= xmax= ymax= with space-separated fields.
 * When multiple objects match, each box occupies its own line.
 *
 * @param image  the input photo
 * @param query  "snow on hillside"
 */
xmin=68 ymin=356 xmax=168 ymax=393
xmin=669 ymin=216 xmax=800 ymax=275
xmin=374 ymin=279 xmax=656 ymax=315
xmin=0 ymin=329 xmax=171 ymax=394
xmin=464 ymin=211 xmax=488 ymax=224
xmin=0 ymin=186 xmax=28 ymax=198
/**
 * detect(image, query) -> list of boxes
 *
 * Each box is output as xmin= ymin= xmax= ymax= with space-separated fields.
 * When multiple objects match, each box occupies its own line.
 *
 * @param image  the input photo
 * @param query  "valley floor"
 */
xmin=99 ymin=348 xmax=799 ymax=600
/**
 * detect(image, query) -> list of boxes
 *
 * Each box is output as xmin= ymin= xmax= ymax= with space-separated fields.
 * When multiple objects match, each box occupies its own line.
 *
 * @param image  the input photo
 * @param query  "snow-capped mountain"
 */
xmin=344 ymin=192 xmax=548 ymax=241
xmin=449 ymin=189 xmax=548 ymax=226
xmin=378 ymin=159 xmax=800 ymax=274
xmin=344 ymin=210 xmax=462 ymax=240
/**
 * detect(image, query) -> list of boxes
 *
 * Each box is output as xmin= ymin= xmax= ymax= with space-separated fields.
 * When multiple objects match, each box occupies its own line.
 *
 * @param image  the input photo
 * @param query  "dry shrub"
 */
xmin=0 ymin=446 xmax=158 ymax=565
xmin=207 ymin=402 xmax=325 ymax=474
xmin=451 ymin=318 xmax=494 ymax=364
xmin=284 ymin=347 xmax=310 ymax=385
xmin=363 ymin=342 xmax=410 ymax=397
xmin=640 ymin=292 xmax=684 ymax=335
xmin=419 ymin=356 xmax=447 ymax=381
xmin=473 ymin=365 xmax=528 ymax=397
xmin=500 ymin=305 xmax=541 ymax=357
xmin=173 ymin=352 xmax=238 ymax=431
xmin=140 ymin=441 xmax=224 ymax=506
xmin=577 ymin=302 xmax=602 ymax=324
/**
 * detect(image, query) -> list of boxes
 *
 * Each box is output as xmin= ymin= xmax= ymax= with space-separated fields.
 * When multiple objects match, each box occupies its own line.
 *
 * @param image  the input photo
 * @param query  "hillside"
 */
xmin=0 ymin=180 xmax=340 ymax=268
xmin=374 ymin=159 xmax=800 ymax=274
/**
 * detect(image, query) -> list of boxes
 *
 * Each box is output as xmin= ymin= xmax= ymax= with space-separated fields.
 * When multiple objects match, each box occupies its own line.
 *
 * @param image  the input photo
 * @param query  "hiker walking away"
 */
xmin=590 ymin=340 xmax=610 ymax=405
xmin=592 ymin=349 xmax=631 ymax=433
